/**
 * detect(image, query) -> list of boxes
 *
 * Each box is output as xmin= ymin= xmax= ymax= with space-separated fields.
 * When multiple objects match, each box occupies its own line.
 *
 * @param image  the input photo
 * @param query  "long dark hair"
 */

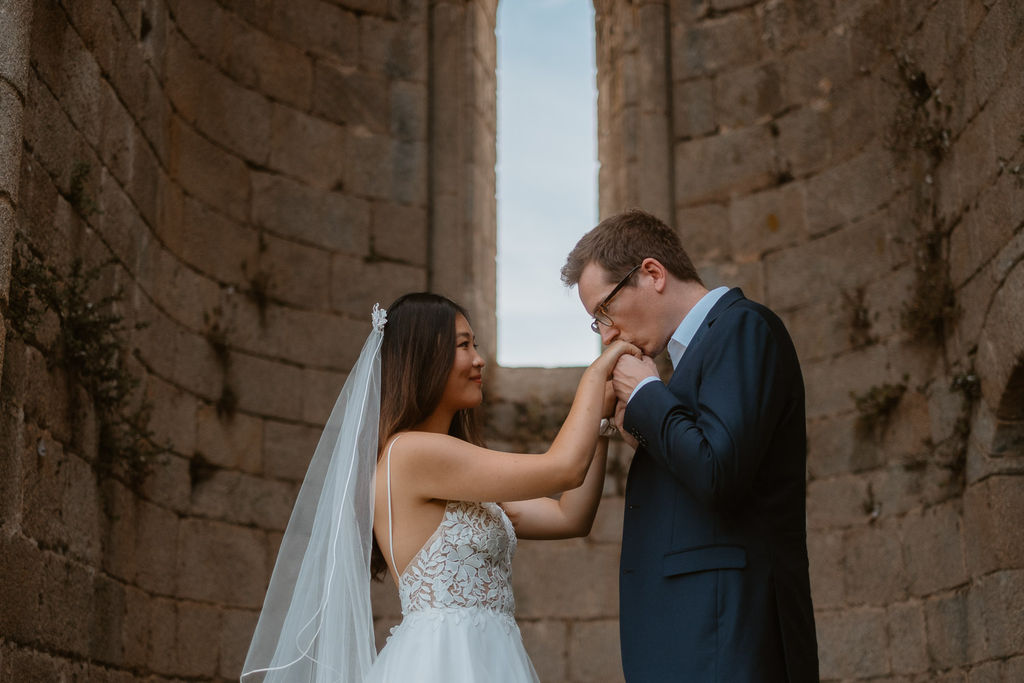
xmin=371 ymin=292 xmax=484 ymax=580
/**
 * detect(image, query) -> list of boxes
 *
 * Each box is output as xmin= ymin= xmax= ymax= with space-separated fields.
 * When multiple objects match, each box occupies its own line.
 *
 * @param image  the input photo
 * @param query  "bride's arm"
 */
xmin=394 ymin=341 xmax=637 ymax=504
xmin=500 ymin=436 xmax=608 ymax=540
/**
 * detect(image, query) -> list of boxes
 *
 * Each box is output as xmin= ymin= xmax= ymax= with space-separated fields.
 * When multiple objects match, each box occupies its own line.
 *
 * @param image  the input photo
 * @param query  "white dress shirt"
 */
xmin=628 ymin=286 xmax=730 ymax=403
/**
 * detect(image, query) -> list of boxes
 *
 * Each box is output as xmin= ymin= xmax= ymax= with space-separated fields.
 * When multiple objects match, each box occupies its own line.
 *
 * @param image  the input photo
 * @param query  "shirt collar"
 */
xmin=667 ymin=286 xmax=730 ymax=368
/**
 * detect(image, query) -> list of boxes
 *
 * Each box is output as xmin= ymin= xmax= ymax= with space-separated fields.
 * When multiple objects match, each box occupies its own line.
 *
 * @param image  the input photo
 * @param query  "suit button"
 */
xmin=622 ymin=569 xmax=634 ymax=575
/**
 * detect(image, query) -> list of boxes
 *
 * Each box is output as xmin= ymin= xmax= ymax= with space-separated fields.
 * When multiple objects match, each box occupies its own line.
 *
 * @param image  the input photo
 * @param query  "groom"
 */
xmin=562 ymin=209 xmax=819 ymax=682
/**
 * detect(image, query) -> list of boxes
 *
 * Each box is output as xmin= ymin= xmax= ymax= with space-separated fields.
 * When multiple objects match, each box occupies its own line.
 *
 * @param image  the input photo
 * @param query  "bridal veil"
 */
xmin=241 ymin=304 xmax=388 ymax=682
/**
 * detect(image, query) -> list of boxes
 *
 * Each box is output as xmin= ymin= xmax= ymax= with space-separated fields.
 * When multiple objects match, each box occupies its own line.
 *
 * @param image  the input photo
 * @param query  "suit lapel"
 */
xmin=666 ymin=287 xmax=746 ymax=389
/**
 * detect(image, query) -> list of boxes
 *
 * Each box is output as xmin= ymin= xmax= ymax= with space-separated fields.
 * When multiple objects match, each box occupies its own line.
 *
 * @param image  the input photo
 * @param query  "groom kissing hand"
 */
xmin=562 ymin=209 xmax=819 ymax=683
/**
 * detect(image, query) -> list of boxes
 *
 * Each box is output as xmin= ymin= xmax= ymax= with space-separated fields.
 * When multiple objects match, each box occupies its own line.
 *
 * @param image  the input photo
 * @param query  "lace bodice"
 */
xmin=396 ymin=500 xmax=517 ymax=616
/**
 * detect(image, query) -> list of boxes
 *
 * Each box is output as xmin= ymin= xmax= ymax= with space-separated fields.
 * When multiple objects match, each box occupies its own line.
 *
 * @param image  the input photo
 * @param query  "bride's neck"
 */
xmin=413 ymin=408 xmax=454 ymax=435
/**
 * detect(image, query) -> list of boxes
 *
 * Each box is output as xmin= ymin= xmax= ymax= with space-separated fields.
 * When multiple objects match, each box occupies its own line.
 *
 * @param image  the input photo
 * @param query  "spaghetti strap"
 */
xmin=385 ymin=435 xmax=403 ymax=574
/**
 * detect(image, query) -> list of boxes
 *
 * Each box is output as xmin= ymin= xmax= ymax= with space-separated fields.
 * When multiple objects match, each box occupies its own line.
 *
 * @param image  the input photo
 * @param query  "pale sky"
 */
xmin=496 ymin=0 xmax=600 ymax=367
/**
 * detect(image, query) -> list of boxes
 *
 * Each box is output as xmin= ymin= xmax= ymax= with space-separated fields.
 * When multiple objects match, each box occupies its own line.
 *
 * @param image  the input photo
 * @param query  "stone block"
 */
xmin=905 ymin=501 xmax=966 ymax=598
xmin=132 ymin=295 xmax=221 ymax=399
xmin=0 ymin=532 xmax=44 ymax=643
xmin=672 ymin=76 xmax=716 ymax=141
xmin=390 ymin=79 xmax=428 ymax=143
xmin=519 ymin=619 xmax=569 ymax=683
xmin=148 ymin=596 xmax=178 ymax=674
xmin=263 ymin=419 xmax=321 ymax=482
xmin=89 ymin=572 xmax=126 ymax=664
xmin=844 ymin=520 xmax=908 ymax=605
xmin=512 ymin=541 xmax=619 ymax=619
xmin=806 ymin=474 xmax=871 ymax=530
xmin=964 ymin=476 xmax=1024 ymax=578
xmin=139 ymin=451 xmax=192 ymax=514
xmin=589 ymin=496 xmax=624 ymax=544
xmin=346 ymin=131 xmax=428 ymax=205
xmin=781 ymin=33 xmax=853 ymax=108
xmin=372 ymin=201 xmax=428 ymax=265
xmin=168 ymin=115 xmax=250 ymax=223
xmin=924 ymin=589 xmax=969 ymax=668
xmin=801 ymin=343 xmax=891 ymax=421
xmin=165 ymin=29 xmax=271 ymax=165
xmin=827 ymin=75 xmax=882 ymax=165
xmin=220 ymin=607 xmax=258 ymax=679
xmin=671 ymin=11 xmax=763 ymax=80
xmin=195 ymin=404 xmax=263 ymax=474
xmin=815 ymin=607 xmax=889 ymax=679
xmin=808 ymin=529 xmax=845 ymax=609
xmin=0 ymin=0 xmax=33 ymax=95
xmin=312 ymin=61 xmax=390 ymax=134
xmin=175 ymin=601 xmax=221 ymax=677
xmin=774 ymin=104 xmax=832 ymax=178
xmin=330 ymin=252 xmax=427 ymax=319
xmin=256 ymin=231 xmax=332 ymax=311
xmin=135 ymin=499 xmax=180 ymax=595
xmin=191 ymin=469 xmax=296 ymax=531
xmin=171 ymin=193 xmax=259 ymax=287
xmin=268 ymin=105 xmax=347 ymax=190
xmin=785 ymin=299 xmax=851 ymax=366
xmin=886 ymin=601 xmax=929 ymax=674
xmin=714 ymin=61 xmax=784 ymax=130
xmin=22 ymin=438 xmax=103 ymax=567
xmin=804 ymin=145 xmax=899 ymax=236
xmin=765 ymin=209 xmax=902 ymax=311
xmin=100 ymin=479 xmax=137 ymax=583
xmin=674 ymin=124 xmax=777 ymax=205
xmin=568 ymin=618 xmax=623 ymax=682
xmin=229 ymin=352 xmax=308 ymax=422
xmin=220 ymin=14 xmax=314 ymax=111
xmin=120 ymin=585 xmax=150 ymax=668
xmin=0 ymin=81 xmax=24 ymax=203
xmin=729 ymin=180 xmax=807 ymax=260
xmin=950 ymin=170 xmax=1020 ymax=289
xmin=38 ymin=549 xmax=93 ymax=656
xmin=301 ymin=366 xmax=349 ymax=425
xmin=971 ymin=0 xmax=1014 ymax=111
xmin=675 ymin=202 xmax=731 ymax=264
xmin=251 ymin=171 xmax=371 ymax=255
xmin=176 ymin=518 xmax=268 ymax=608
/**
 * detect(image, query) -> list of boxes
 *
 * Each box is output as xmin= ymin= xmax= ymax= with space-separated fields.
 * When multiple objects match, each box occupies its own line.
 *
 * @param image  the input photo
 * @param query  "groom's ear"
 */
xmin=641 ymin=258 xmax=669 ymax=293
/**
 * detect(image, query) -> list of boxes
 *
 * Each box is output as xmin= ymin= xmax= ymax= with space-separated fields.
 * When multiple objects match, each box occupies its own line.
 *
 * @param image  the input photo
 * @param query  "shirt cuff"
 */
xmin=628 ymin=376 xmax=660 ymax=404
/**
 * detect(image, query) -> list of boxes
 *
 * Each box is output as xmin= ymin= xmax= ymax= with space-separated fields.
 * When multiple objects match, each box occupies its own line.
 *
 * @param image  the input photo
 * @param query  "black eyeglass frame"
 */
xmin=590 ymin=263 xmax=643 ymax=333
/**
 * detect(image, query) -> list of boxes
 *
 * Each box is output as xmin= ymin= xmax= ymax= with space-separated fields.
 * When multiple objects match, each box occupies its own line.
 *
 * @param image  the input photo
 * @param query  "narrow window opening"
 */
xmin=496 ymin=0 xmax=599 ymax=367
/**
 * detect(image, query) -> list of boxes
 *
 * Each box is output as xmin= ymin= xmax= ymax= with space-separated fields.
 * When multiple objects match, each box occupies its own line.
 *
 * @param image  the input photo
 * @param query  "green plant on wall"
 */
xmin=7 ymin=240 xmax=165 ymax=487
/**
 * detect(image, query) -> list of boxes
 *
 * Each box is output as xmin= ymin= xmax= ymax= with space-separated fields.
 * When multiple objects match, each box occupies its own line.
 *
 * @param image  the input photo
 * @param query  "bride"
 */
xmin=241 ymin=293 xmax=637 ymax=682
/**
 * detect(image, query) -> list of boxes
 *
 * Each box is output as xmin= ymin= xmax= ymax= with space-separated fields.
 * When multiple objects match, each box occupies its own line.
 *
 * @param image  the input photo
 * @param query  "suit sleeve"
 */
xmin=622 ymin=308 xmax=792 ymax=509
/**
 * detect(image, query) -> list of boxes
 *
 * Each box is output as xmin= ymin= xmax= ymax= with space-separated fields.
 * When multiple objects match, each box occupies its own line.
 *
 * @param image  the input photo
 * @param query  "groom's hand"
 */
xmin=611 ymin=354 xmax=658 ymax=403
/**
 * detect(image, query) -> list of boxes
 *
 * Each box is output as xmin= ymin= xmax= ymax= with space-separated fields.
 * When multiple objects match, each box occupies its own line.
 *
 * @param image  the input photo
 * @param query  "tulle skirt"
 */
xmin=366 ymin=607 xmax=539 ymax=682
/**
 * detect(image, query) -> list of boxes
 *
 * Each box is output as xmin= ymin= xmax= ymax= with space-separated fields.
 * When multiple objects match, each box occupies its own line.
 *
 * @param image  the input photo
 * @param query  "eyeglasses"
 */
xmin=590 ymin=264 xmax=642 ymax=333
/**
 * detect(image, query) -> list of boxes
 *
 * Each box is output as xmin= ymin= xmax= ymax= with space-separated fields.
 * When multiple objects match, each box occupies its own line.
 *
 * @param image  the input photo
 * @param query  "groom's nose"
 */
xmin=600 ymin=325 xmax=619 ymax=345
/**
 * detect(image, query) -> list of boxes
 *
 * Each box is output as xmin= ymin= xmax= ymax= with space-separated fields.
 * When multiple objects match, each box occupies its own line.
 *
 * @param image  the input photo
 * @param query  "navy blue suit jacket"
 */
xmin=620 ymin=289 xmax=818 ymax=682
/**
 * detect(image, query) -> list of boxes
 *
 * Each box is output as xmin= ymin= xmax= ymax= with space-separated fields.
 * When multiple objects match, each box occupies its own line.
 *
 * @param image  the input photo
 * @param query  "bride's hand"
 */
xmin=590 ymin=340 xmax=642 ymax=379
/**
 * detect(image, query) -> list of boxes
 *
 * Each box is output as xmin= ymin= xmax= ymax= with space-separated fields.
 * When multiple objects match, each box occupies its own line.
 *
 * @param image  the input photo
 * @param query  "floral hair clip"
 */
xmin=372 ymin=303 xmax=388 ymax=331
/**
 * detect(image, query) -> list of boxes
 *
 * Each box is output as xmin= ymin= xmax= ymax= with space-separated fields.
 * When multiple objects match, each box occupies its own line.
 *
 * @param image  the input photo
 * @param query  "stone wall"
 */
xmin=594 ymin=0 xmax=1024 ymax=680
xmin=0 ymin=0 xmax=496 ymax=680
xmin=2 ymin=0 xmax=1022 ymax=682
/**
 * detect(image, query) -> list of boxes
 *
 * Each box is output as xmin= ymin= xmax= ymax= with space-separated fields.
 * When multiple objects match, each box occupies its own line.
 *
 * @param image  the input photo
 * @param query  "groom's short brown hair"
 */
xmin=560 ymin=208 xmax=703 ymax=287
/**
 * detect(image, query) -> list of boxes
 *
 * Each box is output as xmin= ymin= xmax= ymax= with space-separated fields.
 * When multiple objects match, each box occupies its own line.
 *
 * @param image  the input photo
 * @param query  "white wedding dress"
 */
xmin=366 ymin=445 xmax=539 ymax=682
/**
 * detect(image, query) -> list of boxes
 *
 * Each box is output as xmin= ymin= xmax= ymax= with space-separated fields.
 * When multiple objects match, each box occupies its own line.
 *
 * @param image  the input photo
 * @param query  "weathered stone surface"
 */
xmin=220 ymin=15 xmax=314 ymax=111
xmin=372 ymin=200 xmax=428 ymax=265
xmin=886 ymin=601 xmax=929 ymax=675
xmin=674 ymin=124 xmax=777 ymax=205
xmin=263 ymin=419 xmax=319 ymax=482
xmin=176 ymin=518 xmax=268 ymax=608
xmin=924 ymin=589 xmax=969 ymax=668
xmin=168 ymin=115 xmax=250 ymax=223
xmin=844 ymin=520 xmax=908 ymax=606
xmin=519 ymin=620 xmax=569 ymax=683
xmin=252 ymin=171 xmax=371 ymax=254
xmin=816 ymin=607 xmax=890 ymax=679
xmin=513 ymin=541 xmax=619 ymax=619
xmin=195 ymin=404 xmax=263 ymax=474
xmin=568 ymin=618 xmax=623 ymax=682
xmin=672 ymin=76 xmax=716 ymax=141
xmin=671 ymin=11 xmax=763 ymax=81
xmin=729 ymin=180 xmax=807 ymax=260
xmin=902 ymin=502 xmax=967 ymax=597
xmin=268 ymin=105 xmax=347 ymax=190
